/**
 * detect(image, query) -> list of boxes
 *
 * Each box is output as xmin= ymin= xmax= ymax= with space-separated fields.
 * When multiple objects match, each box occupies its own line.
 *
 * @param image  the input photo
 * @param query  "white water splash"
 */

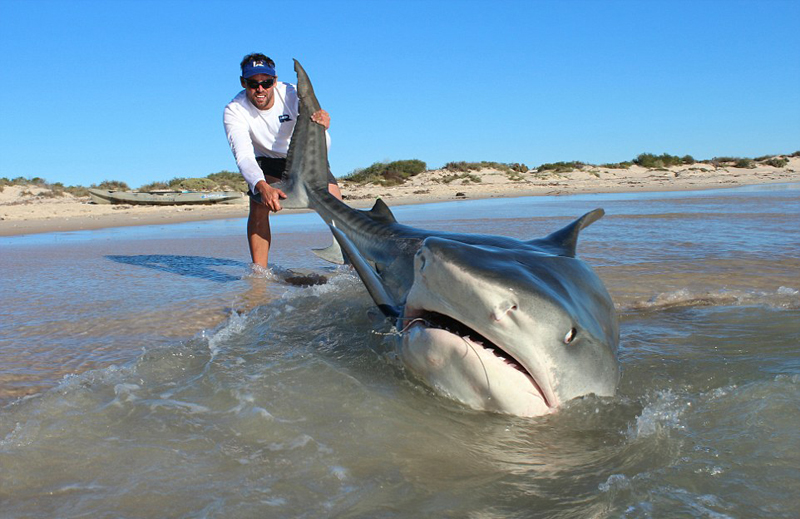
xmin=628 ymin=389 xmax=689 ymax=439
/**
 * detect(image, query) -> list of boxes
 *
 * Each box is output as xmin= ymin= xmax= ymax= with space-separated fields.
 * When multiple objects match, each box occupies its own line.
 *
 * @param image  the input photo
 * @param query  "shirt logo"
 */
xmin=279 ymin=114 xmax=292 ymax=123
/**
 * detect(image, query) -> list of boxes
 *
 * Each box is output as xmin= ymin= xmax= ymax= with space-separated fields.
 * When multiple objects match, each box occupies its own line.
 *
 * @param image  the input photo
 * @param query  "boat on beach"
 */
xmin=88 ymin=189 xmax=244 ymax=206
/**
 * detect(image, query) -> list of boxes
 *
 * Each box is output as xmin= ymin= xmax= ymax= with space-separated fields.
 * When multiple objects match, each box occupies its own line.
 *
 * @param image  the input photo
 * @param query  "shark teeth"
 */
xmin=405 ymin=310 xmax=532 ymax=376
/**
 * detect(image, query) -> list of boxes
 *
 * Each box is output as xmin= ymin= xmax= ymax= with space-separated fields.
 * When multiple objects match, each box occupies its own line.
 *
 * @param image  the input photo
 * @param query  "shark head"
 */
xmin=399 ymin=235 xmax=619 ymax=417
xmin=283 ymin=61 xmax=620 ymax=417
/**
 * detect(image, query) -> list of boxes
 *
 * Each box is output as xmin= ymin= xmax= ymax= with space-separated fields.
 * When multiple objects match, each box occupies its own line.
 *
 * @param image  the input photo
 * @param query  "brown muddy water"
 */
xmin=1 ymin=184 xmax=799 ymax=518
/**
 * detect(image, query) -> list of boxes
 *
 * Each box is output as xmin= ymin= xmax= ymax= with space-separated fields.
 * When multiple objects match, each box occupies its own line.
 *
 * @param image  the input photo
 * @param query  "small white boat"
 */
xmin=89 ymin=189 xmax=243 ymax=206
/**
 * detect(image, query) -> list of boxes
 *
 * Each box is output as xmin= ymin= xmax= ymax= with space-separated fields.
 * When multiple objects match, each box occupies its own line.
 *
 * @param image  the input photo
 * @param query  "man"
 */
xmin=223 ymin=53 xmax=342 ymax=268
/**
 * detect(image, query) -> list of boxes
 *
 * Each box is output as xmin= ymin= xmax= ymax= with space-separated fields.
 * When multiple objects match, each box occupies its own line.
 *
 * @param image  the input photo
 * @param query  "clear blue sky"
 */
xmin=1 ymin=0 xmax=798 ymax=188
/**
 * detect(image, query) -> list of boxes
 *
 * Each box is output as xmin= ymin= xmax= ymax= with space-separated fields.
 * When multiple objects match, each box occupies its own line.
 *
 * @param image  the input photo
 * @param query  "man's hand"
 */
xmin=311 ymin=109 xmax=330 ymax=130
xmin=255 ymin=180 xmax=287 ymax=212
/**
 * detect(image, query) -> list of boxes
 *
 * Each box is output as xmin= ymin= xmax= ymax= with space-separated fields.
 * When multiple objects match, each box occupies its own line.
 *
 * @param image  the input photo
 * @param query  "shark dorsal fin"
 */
xmin=535 ymin=208 xmax=605 ymax=257
xmin=364 ymin=198 xmax=397 ymax=225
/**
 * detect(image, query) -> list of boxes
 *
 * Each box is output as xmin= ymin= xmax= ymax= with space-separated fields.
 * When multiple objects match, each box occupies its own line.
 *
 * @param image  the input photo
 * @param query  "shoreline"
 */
xmin=2 ymin=158 xmax=798 ymax=237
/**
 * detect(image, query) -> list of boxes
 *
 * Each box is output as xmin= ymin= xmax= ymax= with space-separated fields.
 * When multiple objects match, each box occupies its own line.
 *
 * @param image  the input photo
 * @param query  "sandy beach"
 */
xmin=2 ymin=156 xmax=798 ymax=236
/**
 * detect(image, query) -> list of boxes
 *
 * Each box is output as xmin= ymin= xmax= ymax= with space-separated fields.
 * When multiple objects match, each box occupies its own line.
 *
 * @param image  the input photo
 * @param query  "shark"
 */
xmin=272 ymin=60 xmax=620 ymax=417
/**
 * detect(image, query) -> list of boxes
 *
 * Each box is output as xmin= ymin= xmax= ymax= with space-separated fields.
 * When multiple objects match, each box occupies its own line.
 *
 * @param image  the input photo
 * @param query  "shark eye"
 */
xmin=564 ymin=328 xmax=577 ymax=344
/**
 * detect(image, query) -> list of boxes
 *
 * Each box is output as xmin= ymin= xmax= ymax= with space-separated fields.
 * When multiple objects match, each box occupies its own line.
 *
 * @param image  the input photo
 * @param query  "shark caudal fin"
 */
xmin=530 ymin=208 xmax=605 ymax=258
xmin=271 ymin=60 xmax=332 ymax=210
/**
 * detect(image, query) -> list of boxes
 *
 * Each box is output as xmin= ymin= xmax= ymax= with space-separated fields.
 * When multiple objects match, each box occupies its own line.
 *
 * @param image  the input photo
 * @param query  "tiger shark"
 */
xmin=271 ymin=60 xmax=620 ymax=416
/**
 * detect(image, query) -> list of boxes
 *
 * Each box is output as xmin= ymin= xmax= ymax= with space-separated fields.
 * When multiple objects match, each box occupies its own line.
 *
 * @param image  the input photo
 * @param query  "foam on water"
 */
xmin=622 ymin=285 xmax=800 ymax=312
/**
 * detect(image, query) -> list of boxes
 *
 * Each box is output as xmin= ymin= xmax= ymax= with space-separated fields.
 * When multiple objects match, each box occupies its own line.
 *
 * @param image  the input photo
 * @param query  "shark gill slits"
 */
xmin=564 ymin=328 xmax=577 ymax=345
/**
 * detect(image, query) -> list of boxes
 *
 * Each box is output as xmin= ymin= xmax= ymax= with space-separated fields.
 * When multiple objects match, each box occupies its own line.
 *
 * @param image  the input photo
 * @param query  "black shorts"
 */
xmin=249 ymin=156 xmax=338 ymax=199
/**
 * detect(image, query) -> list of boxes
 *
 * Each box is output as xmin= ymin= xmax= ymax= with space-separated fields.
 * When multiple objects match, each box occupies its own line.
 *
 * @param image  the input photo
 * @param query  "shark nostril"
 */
xmin=492 ymin=302 xmax=518 ymax=321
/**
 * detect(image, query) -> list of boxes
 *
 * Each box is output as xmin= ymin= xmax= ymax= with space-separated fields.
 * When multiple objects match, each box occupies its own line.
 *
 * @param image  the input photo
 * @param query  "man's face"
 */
xmin=241 ymin=73 xmax=277 ymax=110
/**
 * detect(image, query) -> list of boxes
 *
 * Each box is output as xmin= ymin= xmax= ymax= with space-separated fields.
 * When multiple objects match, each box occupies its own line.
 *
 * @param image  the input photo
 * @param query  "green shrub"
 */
xmin=537 ymin=161 xmax=585 ymax=173
xmin=601 ymin=161 xmax=633 ymax=169
xmin=207 ymin=170 xmax=248 ymax=192
xmin=344 ymin=159 xmax=427 ymax=185
xmin=710 ymin=157 xmax=737 ymax=166
xmin=442 ymin=161 xmax=475 ymax=173
xmin=437 ymin=173 xmax=482 ymax=184
xmin=443 ymin=161 xmax=524 ymax=174
xmin=734 ymin=158 xmax=755 ymax=169
xmin=65 ymin=186 xmax=90 ymax=197
xmin=633 ymin=153 xmax=686 ymax=169
xmin=167 ymin=177 xmax=187 ymax=189
xmin=48 ymin=182 xmax=65 ymax=197
xmin=763 ymin=158 xmax=789 ymax=168
xmin=172 ymin=177 xmax=221 ymax=191
xmin=93 ymin=180 xmax=130 ymax=191
xmin=139 ymin=181 xmax=171 ymax=192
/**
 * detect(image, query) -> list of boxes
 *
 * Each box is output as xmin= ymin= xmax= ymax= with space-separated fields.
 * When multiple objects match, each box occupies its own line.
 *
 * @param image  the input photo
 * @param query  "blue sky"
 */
xmin=1 ymin=0 xmax=798 ymax=188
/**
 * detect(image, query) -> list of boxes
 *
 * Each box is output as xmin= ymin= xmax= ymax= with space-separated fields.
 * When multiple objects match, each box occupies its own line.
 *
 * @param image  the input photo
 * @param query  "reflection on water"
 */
xmin=106 ymin=254 xmax=249 ymax=283
xmin=1 ymin=183 xmax=799 ymax=517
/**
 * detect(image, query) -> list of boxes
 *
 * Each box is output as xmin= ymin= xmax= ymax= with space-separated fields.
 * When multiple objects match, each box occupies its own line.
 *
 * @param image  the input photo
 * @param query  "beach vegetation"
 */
xmin=171 ymin=177 xmax=221 ymax=191
xmin=139 ymin=181 xmax=171 ymax=192
xmin=437 ymin=173 xmax=482 ymax=184
xmin=443 ymin=161 xmax=527 ymax=174
xmin=762 ymin=158 xmax=788 ymax=168
xmin=344 ymin=159 xmax=427 ymax=186
xmin=710 ymin=156 xmax=737 ymax=165
xmin=734 ymin=158 xmax=755 ymax=169
xmin=207 ymin=170 xmax=248 ymax=192
xmin=537 ymin=161 xmax=585 ymax=173
xmin=600 ymin=161 xmax=633 ymax=169
xmin=633 ymin=153 xmax=687 ymax=169
xmin=64 ymin=185 xmax=90 ymax=197
xmin=92 ymin=180 xmax=130 ymax=191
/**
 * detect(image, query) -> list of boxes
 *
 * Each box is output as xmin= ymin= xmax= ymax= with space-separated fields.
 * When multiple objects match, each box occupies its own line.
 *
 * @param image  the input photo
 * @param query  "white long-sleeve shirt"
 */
xmin=223 ymin=82 xmax=330 ymax=193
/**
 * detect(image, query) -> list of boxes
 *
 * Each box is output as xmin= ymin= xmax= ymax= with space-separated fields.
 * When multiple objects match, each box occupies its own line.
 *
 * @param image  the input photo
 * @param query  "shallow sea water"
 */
xmin=1 ymin=184 xmax=799 ymax=518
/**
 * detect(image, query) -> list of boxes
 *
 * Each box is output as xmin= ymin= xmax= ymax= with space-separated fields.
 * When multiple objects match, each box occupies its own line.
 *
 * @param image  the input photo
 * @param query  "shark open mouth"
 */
xmin=402 ymin=309 xmax=550 ymax=408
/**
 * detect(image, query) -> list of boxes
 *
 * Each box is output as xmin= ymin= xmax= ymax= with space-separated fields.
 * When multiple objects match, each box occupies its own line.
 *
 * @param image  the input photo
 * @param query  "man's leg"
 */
xmin=247 ymin=197 xmax=272 ymax=268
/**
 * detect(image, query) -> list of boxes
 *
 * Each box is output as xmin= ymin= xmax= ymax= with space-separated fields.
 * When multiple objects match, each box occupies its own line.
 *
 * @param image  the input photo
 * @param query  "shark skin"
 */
xmin=275 ymin=60 xmax=620 ymax=417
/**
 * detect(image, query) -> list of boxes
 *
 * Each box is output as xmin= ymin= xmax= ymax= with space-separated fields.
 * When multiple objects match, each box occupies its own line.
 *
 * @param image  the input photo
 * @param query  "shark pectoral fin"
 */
xmin=536 ymin=208 xmax=605 ymax=257
xmin=329 ymin=225 xmax=400 ymax=318
xmin=312 ymin=239 xmax=346 ymax=265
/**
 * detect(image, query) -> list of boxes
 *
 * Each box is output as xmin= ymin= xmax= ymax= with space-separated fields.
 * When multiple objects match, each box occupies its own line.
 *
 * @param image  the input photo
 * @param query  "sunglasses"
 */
xmin=244 ymin=78 xmax=275 ymax=90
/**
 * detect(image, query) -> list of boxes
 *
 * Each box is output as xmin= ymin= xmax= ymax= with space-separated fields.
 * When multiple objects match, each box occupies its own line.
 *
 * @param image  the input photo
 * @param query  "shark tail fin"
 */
xmin=270 ymin=59 xmax=330 ymax=210
xmin=538 ymin=208 xmax=605 ymax=258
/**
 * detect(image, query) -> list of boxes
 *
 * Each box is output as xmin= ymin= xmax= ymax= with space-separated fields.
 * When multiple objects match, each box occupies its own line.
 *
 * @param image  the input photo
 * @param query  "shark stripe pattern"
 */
xmin=273 ymin=60 xmax=619 ymax=416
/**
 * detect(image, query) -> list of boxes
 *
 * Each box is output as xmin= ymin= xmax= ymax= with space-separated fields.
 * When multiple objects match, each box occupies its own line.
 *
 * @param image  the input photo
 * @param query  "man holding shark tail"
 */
xmin=223 ymin=53 xmax=342 ymax=268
